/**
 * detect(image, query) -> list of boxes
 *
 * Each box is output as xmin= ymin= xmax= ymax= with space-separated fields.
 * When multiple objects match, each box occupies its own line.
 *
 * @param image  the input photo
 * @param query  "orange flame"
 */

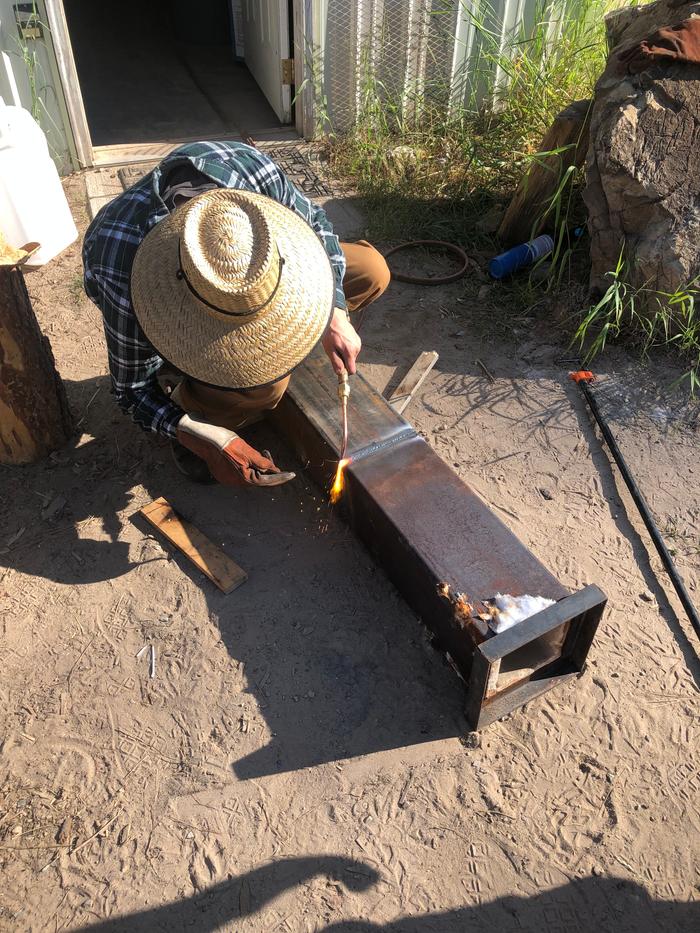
xmin=330 ymin=458 xmax=351 ymax=504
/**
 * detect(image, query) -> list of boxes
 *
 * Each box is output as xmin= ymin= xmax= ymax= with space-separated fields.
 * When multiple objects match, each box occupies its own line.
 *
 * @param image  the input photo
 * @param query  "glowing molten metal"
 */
xmin=330 ymin=458 xmax=351 ymax=504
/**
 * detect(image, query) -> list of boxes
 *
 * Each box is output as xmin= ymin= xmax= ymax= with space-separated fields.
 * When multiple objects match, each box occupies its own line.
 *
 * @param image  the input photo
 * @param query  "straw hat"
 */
xmin=131 ymin=188 xmax=335 ymax=388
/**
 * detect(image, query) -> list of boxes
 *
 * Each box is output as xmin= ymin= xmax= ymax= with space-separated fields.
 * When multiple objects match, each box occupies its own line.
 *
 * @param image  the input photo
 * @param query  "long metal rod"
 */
xmin=574 ymin=374 xmax=700 ymax=643
xmin=340 ymin=397 xmax=348 ymax=461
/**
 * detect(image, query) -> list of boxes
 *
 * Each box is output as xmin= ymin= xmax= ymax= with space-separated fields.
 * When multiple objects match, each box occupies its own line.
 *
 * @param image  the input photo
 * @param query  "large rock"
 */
xmin=585 ymin=0 xmax=700 ymax=295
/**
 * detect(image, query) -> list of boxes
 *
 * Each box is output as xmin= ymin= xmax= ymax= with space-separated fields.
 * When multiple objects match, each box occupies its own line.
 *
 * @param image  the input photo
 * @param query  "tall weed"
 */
xmin=330 ymin=0 xmax=613 ymax=245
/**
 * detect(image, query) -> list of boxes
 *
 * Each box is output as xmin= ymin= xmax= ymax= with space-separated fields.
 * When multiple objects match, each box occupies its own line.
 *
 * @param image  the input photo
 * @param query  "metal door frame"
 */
xmin=44 ymin=0 xmax=316 ymax=171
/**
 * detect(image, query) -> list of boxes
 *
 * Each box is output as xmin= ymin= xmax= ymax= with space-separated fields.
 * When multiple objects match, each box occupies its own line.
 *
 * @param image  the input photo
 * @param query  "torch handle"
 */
xmin=338 ymin=372 xmax=350 ymax=461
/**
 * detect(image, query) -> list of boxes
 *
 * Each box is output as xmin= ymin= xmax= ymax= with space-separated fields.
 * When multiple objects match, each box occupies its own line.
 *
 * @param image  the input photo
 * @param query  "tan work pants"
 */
xmin=172 ymin=240 xmax=390 ymax=430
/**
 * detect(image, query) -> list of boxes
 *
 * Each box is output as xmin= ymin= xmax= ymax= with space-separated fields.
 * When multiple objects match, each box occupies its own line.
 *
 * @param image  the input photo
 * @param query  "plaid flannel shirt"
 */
xmin=83 ymin=141 xmax=346 ymax=439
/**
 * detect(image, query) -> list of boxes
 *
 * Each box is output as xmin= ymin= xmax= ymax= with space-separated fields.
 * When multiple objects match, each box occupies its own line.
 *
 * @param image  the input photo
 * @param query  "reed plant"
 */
xmin=330 ymin=0 xmax=612 ymax=245
xmin=574 ymin=252 xmax=700 ymax=393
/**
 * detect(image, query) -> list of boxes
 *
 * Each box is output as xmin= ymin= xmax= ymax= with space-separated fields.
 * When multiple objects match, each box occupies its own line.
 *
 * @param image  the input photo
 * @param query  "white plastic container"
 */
xmin=0 ymin=101 xmax=77 ymax=267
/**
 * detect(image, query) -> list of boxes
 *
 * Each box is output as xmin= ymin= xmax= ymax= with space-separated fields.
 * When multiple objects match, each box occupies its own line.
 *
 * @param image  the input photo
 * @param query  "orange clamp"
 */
xmin=569 ymin=370 xmax=595 ymax=384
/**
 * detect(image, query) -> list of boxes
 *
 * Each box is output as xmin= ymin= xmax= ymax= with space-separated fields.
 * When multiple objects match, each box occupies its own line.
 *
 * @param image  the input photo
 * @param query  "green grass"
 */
xmin=574 ymin=252 xmax=700 ymax=393
xmin=662 ymin=517 xmax=700 ymax=557
xmin=8 ymin=3 xmax=64 ymax=161
xmin=326 ymin=0 xmax=700 ymax=390
xmin=69 ymin=273 xmax=86 ymax=307
xmin=329 ymin=0 xmax=611 ymax=247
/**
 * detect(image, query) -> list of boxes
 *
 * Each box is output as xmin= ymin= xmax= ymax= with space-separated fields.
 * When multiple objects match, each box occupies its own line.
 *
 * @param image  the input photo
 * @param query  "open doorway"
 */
xmin=62 ymin=0 xmax=291 ymax=150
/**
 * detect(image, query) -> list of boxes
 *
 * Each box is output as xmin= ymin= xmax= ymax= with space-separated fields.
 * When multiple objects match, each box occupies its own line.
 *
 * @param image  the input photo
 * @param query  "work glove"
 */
xmin=617 ymin=17 xmax=700 ymax=73
xmin=177 ymin=413 xmax=295 ymax=488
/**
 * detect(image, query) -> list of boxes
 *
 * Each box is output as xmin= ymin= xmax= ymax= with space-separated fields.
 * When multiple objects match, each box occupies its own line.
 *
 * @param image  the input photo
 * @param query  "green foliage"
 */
xmin=8 ymin=3 xmax=62 ymax=150
xmin=574 ymin=250 xmax=700 ymax=393
xmin=326 ymin=0 xmax=699 ymax=387
xmin=330 ymin=0 xmax=612 ymax=247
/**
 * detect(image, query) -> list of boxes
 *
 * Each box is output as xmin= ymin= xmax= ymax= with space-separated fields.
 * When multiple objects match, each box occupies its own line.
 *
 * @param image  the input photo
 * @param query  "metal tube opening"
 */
xmin=486 ymin=621 xmax=571 ymax=697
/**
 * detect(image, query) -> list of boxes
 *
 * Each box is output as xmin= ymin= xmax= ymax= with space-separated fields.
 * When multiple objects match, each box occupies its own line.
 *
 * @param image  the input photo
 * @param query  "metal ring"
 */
xmin=383 ymin=240 xmax=470 ymax=285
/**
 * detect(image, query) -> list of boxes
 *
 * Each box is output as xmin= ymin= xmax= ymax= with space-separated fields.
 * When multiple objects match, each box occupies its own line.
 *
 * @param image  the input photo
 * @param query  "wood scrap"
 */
xmin=497 ymin=99 xmax=592 ymax=246
xmin=139 ymin=497 xmax=247 ymax=594
xmin=476 ymin=359 xmax=495 ymax=383
xmin=388 ymin=351 xmax=439 ymax=414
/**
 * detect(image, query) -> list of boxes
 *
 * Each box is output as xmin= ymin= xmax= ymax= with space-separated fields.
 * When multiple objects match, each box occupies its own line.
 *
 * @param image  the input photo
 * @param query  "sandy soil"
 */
xmin=0 ymin=175 xmax=699 ymax=932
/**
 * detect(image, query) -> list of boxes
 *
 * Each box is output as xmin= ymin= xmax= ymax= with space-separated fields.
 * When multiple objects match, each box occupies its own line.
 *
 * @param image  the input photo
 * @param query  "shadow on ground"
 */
xmin=76 ymin=861 xmax=699 ymax=932
xmin=0 ymin=375 xmax=464 ymax=779
xmin=568 ymin=394 xmax=700 ymax=685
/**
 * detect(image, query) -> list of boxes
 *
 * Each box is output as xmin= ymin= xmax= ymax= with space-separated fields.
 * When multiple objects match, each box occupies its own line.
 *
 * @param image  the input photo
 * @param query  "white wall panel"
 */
xmin=0 ymin=1 xmax=73 ymax=171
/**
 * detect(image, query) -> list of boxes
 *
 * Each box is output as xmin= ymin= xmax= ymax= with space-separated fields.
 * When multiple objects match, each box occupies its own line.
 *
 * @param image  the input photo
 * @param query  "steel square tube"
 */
xmin=271 ymin=351 xmax=607 ymax=729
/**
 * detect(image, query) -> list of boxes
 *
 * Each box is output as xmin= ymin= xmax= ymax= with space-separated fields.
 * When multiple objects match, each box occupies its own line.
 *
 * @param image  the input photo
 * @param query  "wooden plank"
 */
xmin=140 ymin=497 xmax=247 ymax=594
xmin=497 ymin=99 xmax=592 ymax=246
xmin=90 ymin=129 xmax=300 ymax=167
xmin=84 ymin=170 xmax=123 ymax=200
xmin=388 ymin=351 xmax=439 ymax=414
xmin=85 ymin=169 xmax=124 ymax=220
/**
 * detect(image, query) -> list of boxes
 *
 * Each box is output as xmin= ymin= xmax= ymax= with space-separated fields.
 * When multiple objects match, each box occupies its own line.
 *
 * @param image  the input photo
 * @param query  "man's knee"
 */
xmin=362 ymin=243 xmax=391 ymax=297
xmin=342 ymin=240 xmax=392 ymax=312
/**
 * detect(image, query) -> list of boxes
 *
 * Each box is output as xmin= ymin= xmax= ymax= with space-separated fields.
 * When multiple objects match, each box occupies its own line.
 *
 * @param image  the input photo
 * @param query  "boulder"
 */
xmin=584 ymin=0 xmax=700 ymax=295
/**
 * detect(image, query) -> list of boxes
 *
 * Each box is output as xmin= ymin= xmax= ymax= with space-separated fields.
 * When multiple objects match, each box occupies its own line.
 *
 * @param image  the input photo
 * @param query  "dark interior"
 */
xmin=64 ymin=0 xmax=282 ymax=147
xmin=491 ymin=620 xmax=572 ymax=695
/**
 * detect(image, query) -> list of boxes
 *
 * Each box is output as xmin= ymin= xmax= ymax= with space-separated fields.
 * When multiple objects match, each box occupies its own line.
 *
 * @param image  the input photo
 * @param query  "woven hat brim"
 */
xmin=131 ymin=192 xmax=335 ymax=389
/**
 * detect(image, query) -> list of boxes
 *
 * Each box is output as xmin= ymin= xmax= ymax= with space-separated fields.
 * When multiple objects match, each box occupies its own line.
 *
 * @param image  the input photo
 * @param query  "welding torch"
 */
xmin=338 ymin=370 xmax=350 ymax=461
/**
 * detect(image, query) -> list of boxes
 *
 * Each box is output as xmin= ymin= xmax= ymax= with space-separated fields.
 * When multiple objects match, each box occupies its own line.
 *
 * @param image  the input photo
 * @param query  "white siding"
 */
xmin=0 ymin=1 xmax=74 ymax=171
xmin=316 ymin=0 xmax=572 ymax=132
xmin=0 ymin=1 xmax=576 ymax=171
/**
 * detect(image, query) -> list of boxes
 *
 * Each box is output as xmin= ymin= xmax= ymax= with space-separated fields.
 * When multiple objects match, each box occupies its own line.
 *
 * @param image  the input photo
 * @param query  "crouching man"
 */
xmin=83 ymin=141 xmax=390 ymax=486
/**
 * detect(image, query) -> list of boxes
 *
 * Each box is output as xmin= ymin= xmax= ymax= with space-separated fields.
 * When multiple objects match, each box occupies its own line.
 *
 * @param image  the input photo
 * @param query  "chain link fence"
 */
xmin=318 ymin=0 xmax=571 ymax=133
xmin=323 ymin=0 xmax=463 ymax=132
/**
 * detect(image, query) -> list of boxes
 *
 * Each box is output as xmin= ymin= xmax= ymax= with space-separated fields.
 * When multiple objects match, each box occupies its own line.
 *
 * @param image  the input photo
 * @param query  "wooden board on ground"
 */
xmin=140 ymin=497 xmax=247 ymax=594
xmin=388 ymin=351 xmax=439 ymax=414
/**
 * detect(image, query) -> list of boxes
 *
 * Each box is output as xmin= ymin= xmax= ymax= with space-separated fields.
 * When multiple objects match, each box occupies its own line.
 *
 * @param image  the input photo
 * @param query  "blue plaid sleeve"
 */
xmin=284 ymin=183 xmax=347 ymax=310
xmin=83 ymin=209 xmax=184 ymax=440
xmin=82 ymin=141 xmax=348 ymax=442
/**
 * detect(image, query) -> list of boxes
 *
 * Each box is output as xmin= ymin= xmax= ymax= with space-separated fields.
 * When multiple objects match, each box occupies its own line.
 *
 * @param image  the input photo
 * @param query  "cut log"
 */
xmin=0 ymin=266 xmax=73 ymax=464
xmin=497 ymin=99 xmax=592 ymax=247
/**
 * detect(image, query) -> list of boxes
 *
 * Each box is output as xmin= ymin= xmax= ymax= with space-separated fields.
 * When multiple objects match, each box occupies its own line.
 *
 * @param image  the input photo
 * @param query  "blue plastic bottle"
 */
xmin=489 ymin=234 xmax=555 ymax=280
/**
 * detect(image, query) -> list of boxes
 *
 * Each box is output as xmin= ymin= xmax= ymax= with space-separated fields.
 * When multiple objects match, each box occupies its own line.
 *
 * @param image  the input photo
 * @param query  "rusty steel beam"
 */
xmin=271 ymin=350 xmax=606 ymax=729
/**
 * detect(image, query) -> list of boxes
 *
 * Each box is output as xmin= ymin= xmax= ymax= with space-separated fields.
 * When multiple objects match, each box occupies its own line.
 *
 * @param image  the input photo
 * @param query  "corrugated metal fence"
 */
xmin=318 ymin=0 xmax=570 ymax=132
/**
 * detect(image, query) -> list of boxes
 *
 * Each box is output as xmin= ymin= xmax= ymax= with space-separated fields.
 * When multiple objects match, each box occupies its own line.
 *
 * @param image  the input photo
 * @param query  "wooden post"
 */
xmin=0 ymin=241 xmax=73 ymax=464
xmin=497 ymin=99 xmax=592 ymax=247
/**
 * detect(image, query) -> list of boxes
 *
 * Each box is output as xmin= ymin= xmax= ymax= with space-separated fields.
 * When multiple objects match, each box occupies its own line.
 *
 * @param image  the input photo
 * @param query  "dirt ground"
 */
xmin=1 ymin=174 xmax=699 ymax=932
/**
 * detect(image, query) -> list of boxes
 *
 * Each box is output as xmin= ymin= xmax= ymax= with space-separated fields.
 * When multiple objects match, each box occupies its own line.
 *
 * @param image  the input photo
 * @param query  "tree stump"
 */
xmin=0 ymin=265 xmax=73 ymax=464
xmin=497 ymin=99 xmax=592 ymax=247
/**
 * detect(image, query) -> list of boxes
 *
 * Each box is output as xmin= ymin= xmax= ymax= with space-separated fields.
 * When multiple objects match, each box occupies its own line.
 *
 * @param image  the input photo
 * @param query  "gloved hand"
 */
xmin=177 ymin=413 xmax=295 ymax=488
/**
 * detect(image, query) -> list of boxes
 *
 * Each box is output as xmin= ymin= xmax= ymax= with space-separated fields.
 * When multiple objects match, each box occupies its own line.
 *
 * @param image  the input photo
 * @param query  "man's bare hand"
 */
xmin=322 ymin=307 xmax=362 ymax=375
